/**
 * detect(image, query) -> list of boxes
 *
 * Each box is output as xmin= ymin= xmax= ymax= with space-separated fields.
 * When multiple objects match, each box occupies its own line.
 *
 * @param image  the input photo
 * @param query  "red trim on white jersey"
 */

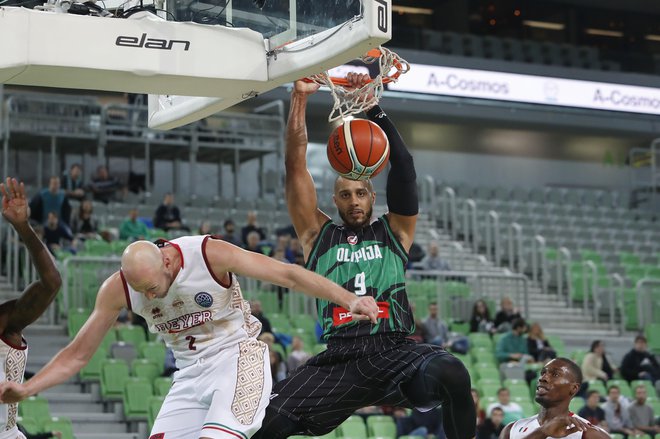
xmin=119 ymin=270 xmax=132 ymax=311
xmin=201 ymin=235 xmax=232 ymax=288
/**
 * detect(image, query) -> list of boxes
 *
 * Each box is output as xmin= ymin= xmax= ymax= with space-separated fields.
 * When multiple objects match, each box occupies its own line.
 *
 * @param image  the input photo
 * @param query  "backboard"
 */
xmin=149 ymin=0 xmax=391 ymax=129
xmin=0 ymin=0 xmax=391 ymax=129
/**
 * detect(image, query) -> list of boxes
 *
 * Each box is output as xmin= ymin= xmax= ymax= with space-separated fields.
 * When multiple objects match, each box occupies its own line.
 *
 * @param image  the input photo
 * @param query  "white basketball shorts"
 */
xmin=149 ymin=338 xmax=271 ymax=439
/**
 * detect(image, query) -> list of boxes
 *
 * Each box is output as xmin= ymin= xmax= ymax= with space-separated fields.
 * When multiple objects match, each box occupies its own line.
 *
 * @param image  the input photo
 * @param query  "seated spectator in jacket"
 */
xmin=153 ymin=193 xmax=188 ymax=232
xmin=472 ymin=388 xmax=487 ymax=427
xmin=244 ymin=230 xmax=272 ymax=256
xmin=119 ymin=208 xmax=149 ymax=241
xmin=71 ymin=199 xmax=99 ymax=239
xmin=486 ymin=388 xmax=524 ymax=425
xmin=628 ymin=385 xmax=659 ymax=437
xmin=29 ymin=176 xmax=72 ymax=227
xmin=285 ymin=237 xmax=304 ymax=265
xmin=526 ymin=322 xmax=557 ymax=362
xmin=89 ymin=165 xmax=122 ymax=204
xmin=602 ymin=385 xmax=640 ymax=438
xmin=477 ymin=406 xmax=505 ymax=439
xmin=620 ymin=335 xmax=660 ymax=383
xmin=470 ymin=299 xmax=495 ymax=334
xmin=578 ymin=390 xmax=608 ymax=431
xmin=495 ymin=318 xmax=532 ymax=364
xmin=43 ymin=211 xmax=74 ymax=254
xmin=249 ymin=300 xmax=272 ymax=335
xmin=494 ymin=296 xmax=523 ymax=332
xmin=420 ymin=240 xmax=451 ymax=271
xmin=394 ymin=406 xmax=444 ymax=439
xmin=241 ymin=210 xmax=266 ymax=246
xmin=582 ymin=340 xmax=616 ymax=384
xmin=61 ymin=163 xmax=86 ymax=201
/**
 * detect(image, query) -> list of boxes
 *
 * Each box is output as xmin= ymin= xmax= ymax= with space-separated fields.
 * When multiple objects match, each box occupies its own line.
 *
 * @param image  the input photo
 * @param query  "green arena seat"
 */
xmin=123 ymin=377 xmax=153 ymax=420
xmin=42 ymin=417 xmax=75 ymax=439
xmin=366 ymin=415 xmax=396 ymax=438
xmin=67 ymin=307 xmax=91 ymax=337
xmin=645 ymin=323 xmax=660 ymax=353
xmin=99 ymin=329 xmax=118 ymax=355
xmin=154 ymin=376 xmax=173 ymax=396
xmin=100 ymin=358 xmax=130 ymax=400
xmin=568 ymin=397 xmax=584 ymax=413
xmin=606 ymin=380 xmax=632 ymax=398
xmin=468 ymin=333 xmax=493 ymax=349
xmin=16 ymin=416 xmax=40 ymax=436
xmin=148 ymin=396 xmax=166 ymax=431
xmin=116 ymin=324 xmax=147 ymax=347
xmin=339 ymin=416 xmax=367 ymax=438
xmin=79 ymin=348 xmax=108 ymax=382
xmin=18 ymin=396 xmax=51 ymax=425
xmin=132 ymin=358 xmax=161 ymax=383
xmin=139 ymin=341 xmax=167 ymax=373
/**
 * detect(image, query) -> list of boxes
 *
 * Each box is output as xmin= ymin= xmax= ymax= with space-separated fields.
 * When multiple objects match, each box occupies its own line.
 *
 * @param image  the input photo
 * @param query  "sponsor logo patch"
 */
xmin=332 ymin=302 xmax=390 ymax=326
xmin=151 ymin=307 xmax=163 ymax=319
xmin=347 ymin=235 xmax=358 ymax=245
xmin=194 ymin=292 xmax=213 ymax=308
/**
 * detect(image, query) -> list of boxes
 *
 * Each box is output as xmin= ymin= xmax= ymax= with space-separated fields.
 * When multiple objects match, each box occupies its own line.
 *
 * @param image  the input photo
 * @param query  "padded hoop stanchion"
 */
xmin=308 ymin=47 xmax=410 ymax=122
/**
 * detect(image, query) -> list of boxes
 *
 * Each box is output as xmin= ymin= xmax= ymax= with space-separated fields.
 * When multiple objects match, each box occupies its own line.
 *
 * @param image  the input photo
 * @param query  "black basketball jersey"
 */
xmin=305 ymin=215 xmax=415 ymax=340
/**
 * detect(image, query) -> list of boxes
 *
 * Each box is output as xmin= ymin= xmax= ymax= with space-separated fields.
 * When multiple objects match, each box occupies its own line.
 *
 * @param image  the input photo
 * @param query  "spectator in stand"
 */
xmin=602 ymin=385 xmax=640 ymax=438
xmin=61 ymin=163 xmax=85 ymax=201
xmin=241 ymin=210 xmax=266 ymax=246
xmin=119 ymin=208 xmax=150 ymax=241
xmin=153 ymin=193 xmax=187 ymax=232
xmin=221 ymin=219 xmax=240 ymax=246
xmin=394 ymin=406 xmax=444 ymax=439
xmin=582 ymin=340 xmax=616 ymax=384
xmin=526 ymin=322 xmax=557 ymax=362
xmin=249 ymin=300 xmax=272 ymax=335
xmin=89 ymin=165 xmax=122 ymax=204
xmin=486 ymin=388 xmax=523 ymax=424
xmin=407 ymin=241 xmax=426 ymax=266
xmin=620 ymin=335 xmax=660 ymax=383
xmin=423 ymin=302 xmax=450 ymax=346
xmin=420 ymin=240 xmax=451 ymax=271
xmin=259 ymin=332 xmax=287 ymax=382
xmin=477 ymin=406 xmax=505 ymax=439
xmin=470 ymin=299 xmax=496 ymax=334
xmin=628 ymin=385 xmax=659 ymax=437
xmin=43 ymin=211 xmax=74 ymax=254
xmin=29 ymin=176 xmax=72 ymax=227
xmin=494 ymin=296 xmax=523 ymax=332
xmin=495 ymin=318 xmax=532 ymax=364
xmin=578 ymin=390 xmax=608 ymax=431
xmin=163 ymin=348 xmax=177 ymax=377
xmin=472 ymin=388 xmax=487 ymax=426
xmin=285 ymin=237 xmax=303 ymax=265
xmin=408 ymin=302 xmax=428 ymax=344
xmin=286 ymin=336 xmax=311 ymax=372
xmin=71 ymin=199 xmax=99 ymax=240
xmin=198 ymin=220 xmax=213 ymax=235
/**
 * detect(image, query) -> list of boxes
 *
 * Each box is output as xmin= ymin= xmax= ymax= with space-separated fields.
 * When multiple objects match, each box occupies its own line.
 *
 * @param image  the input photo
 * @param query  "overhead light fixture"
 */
xmin=586 ymin=28 xmax=623 ymax=37
xmin=391 ymin=5 xmax=433 ymax=15
xmin=645 ymin=34 xmax=660 ymax=42
xmin=522 ymin=20 xmax=565 ymax=30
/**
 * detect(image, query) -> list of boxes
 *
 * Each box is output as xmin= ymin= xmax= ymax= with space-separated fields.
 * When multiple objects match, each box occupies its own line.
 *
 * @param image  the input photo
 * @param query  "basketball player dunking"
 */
xmin=0 ymin=177 xmax=62 ymax=439
xmin=252 ymin=75 xmax=476 ymax=439
xmin=500 ymin=358 xmax=610 ymax=439
xmin=0 ymin=235 xmax=378 ymax=439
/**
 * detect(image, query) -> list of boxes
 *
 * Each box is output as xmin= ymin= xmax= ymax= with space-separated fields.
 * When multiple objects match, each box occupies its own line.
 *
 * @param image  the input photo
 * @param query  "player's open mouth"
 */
xmin=349 ymin=210 xmax=363 ymax=217
xmin=536 ymin=385 xmax=548 ymax=395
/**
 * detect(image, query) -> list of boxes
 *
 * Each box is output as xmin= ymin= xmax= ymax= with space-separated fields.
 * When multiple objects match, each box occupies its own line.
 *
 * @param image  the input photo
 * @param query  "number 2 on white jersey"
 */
xmin=354 ymin=272 xmax=366 ymax=295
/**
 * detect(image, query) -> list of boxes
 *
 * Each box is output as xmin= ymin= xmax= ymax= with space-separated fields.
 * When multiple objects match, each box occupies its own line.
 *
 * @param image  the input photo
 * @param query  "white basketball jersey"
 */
xmin=510 ymin=413 xmax=602 ymax=439
xmin=0 ymin=336 xmax=27 ymax=434
xmin=122 ymin=235 xmax=261 ymax=368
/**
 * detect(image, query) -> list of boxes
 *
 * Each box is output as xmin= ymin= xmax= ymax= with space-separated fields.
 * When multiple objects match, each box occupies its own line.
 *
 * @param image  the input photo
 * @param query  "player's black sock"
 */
xmin=400 ymin=354 xmax=476 ymax=439
xmin=252 ymin=407 xmax=299 ymax=439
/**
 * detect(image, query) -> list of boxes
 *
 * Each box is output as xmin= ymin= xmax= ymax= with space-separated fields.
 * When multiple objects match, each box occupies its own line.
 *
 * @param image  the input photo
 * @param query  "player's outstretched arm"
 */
xmin=286 ymin=80 xmax=331 ymax=257
xmin=205 ymin=238 xmax=378 ymax=323
xmin=0 ymin=177 xmax=61 ymax=334
xmin=0 ymin=274 xmax=125 ymax=403
xmin=346 ymin=73 xmax=419 ymax=252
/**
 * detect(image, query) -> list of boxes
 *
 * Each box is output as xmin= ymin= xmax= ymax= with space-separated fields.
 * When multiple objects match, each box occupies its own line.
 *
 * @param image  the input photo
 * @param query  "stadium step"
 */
xmin=51 ymin=412 xmax=129 ymax=434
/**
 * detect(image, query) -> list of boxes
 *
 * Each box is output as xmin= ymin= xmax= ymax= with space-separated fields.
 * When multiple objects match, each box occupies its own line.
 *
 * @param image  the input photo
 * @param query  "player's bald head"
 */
xmin=121 ymin=241 xmax=163 ymax=287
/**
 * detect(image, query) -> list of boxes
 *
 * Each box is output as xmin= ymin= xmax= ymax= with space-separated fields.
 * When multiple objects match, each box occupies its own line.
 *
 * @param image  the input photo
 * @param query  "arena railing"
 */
xmin=635 ymin=278 xmax=660 ymax=330
xmin=483 ymin=210 xmax=502 ymax=267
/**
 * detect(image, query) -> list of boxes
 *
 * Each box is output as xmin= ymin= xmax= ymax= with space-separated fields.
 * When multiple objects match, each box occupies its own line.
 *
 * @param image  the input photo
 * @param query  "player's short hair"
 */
xmin=554 ymin=357 xmax=583 ymax=384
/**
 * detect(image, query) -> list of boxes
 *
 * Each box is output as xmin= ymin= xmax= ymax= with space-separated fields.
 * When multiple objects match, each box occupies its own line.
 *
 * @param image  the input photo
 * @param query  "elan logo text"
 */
xmin=375 ymin=0 xmax=388 ymax=33
xmin=115 ymin=33 xmax=191 ymax=51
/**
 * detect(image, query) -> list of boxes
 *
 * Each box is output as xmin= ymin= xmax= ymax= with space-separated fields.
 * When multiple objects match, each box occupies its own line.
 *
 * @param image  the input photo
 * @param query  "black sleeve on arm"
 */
xmin=365 ymin=105 xmax=418 ymax=216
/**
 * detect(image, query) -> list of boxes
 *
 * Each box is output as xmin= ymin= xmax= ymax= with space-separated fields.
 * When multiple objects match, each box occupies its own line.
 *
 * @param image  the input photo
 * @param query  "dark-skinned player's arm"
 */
xmin=0 ymin=178 xmax=62 ymax=336
xmin=348 ymin=73 xmax=418 ymax=253
xmin=286 ymin=81 xmax=332 ymax=260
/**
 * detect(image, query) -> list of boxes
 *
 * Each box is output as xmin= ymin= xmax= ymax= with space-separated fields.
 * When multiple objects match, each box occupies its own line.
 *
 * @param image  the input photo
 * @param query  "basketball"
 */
xmin=326 ymin=119 xmax=390 ymax=181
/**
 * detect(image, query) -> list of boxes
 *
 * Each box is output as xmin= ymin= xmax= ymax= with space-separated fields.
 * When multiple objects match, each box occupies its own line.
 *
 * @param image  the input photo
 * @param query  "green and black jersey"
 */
xmin=306 ymin=215 xmax=415 ymax=340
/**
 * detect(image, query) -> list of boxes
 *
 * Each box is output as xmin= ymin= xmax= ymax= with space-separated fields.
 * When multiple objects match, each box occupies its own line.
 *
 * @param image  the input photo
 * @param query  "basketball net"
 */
xmin=308 ymin=47 xmax=410 ymax=122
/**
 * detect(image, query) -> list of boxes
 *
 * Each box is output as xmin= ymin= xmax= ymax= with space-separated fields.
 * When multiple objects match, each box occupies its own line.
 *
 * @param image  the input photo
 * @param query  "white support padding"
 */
xmin=0 ymin=7 xmax=267 ymax=96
